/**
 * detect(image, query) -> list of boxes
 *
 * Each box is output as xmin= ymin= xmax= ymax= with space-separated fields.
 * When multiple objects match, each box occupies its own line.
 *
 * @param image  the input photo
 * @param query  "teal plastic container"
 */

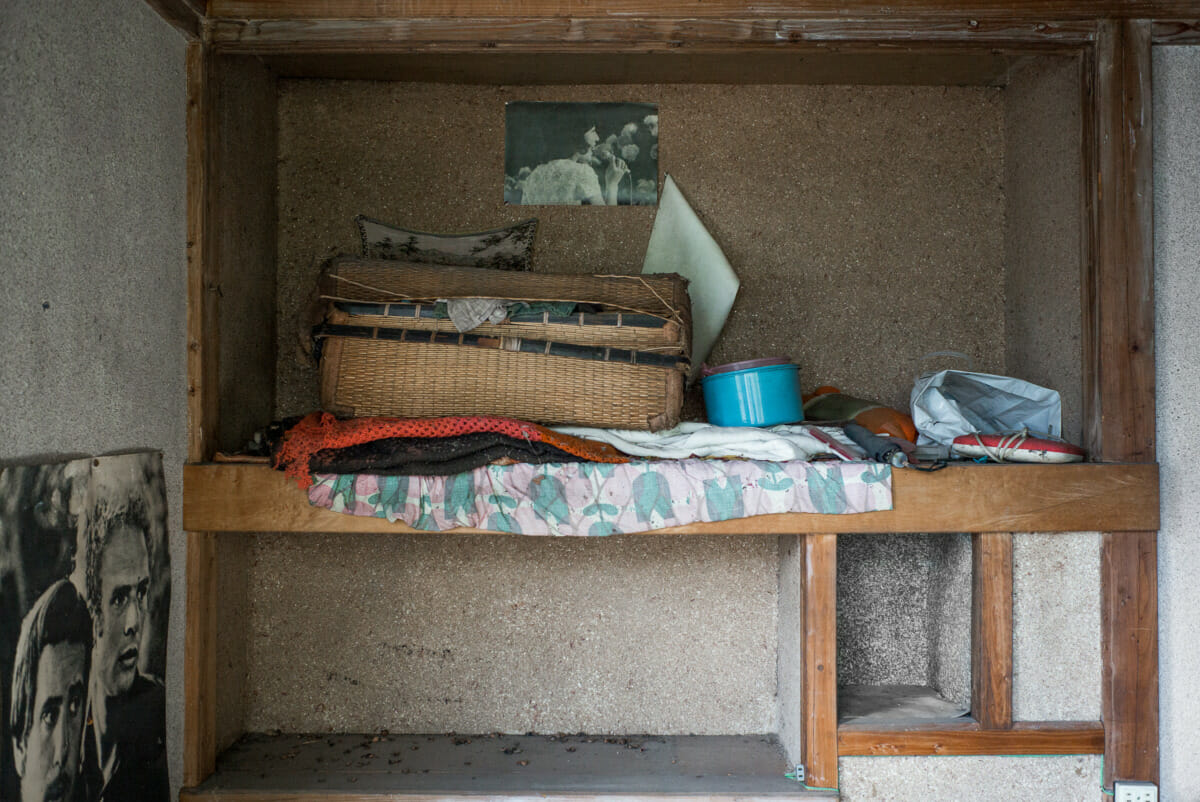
xmin=701 ymin=359 xmax=804 ymax=427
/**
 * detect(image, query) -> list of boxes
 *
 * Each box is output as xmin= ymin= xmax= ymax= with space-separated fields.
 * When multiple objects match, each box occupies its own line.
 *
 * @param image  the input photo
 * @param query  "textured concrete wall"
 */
xmin=0 ymin=0 xmax=188 ymax=794
xmin=1153 ymin=45 xmax=1200 ymax=802
xmin=840 ymin=755 xmax=1101 ymax=801
xmin=776 ymin=535 xmax=805 ymax=764
xmin=1003 ymin=56 xmax=1084 ymax=444
xmin=1012 ymin=532 xmax=1101 ymax=721
xmin=267 ymin=78 xmax=1006 ymax=735
xmin=243 ymin=532 xmax=779 ymax=734
xmin=275 ymin=80 xmax=1006 ymax=417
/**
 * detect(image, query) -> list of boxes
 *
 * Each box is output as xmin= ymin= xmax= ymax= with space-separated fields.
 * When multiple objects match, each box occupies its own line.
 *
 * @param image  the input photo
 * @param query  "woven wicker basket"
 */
xmin=317 ymin=259 xmax=690 ymax=430
xmin=322 ymin=258 xmax=690 ymax=354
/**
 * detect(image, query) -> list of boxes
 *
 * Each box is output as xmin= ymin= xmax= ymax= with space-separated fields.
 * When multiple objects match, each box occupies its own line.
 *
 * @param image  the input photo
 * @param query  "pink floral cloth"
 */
xmin=308 ymin=459 xmax=891 ymax=536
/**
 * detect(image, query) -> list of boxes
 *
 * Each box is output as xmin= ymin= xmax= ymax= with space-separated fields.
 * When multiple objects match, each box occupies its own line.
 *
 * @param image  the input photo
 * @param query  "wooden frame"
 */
xmin=801 ymin=535 xmax=838 ymax=789
xmin=1091 ymin=19 xmax=1159 ymax=790
xmin=209 ymin=0 xmax=1200 ymax=21
xmin=837 ymin=721 xmax=1106 ymax=756
xmin=185 ymin=42 xmax=220 ymax=787
xmin=180 ymin=6 xmax=1167 ymax=797
xmin=971 ymin=532 xmax=1013 ymax=730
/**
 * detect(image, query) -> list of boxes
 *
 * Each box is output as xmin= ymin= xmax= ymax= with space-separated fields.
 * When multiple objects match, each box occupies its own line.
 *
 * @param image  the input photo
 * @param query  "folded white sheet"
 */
xmin=553 ymin=421 xmax=865 ymax=462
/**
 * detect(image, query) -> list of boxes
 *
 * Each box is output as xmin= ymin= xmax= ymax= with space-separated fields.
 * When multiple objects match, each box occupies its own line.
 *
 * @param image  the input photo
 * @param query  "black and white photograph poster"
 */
xmin=1 ymin=452 xmax=170 ymax=802
xmin=505 ymin=101 xmax=659 ymax=206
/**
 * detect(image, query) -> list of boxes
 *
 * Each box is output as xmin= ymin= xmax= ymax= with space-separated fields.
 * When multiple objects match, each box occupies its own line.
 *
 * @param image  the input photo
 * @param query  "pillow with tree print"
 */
xmin=356 ymin=216 xmax=538 ymax=271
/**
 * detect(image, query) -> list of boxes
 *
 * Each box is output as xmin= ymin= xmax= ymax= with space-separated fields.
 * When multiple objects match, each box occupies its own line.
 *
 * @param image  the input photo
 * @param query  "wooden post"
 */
xmin=183 ymin=531 xmax=218 ymax=785
xmin=184 ymin=42 xmax=220 ymax=787
xmin=187 ymin=42 xmax=219 ymax=465
xmin=1088 ymin=18 xmax=1158 ymax=791
xmin=971 ymin=533 xmax=1014 ymax=730
xmin=802 ymin=534 xmax=838 ymax=790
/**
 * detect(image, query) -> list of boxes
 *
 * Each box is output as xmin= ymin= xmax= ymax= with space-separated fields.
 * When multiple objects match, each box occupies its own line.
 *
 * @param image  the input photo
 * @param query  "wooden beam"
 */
xmin=187 ymin=44 xmax=219 ymax=463
xmin=252 ymin=49 xmax=1025 ymax=89
xmin=1102 ymin=529 xmax=1159 ymax=787
xmin=183 ymin=462 xmax=1160 ymax=535
xmin=1089 ymin=19 xmax=1159 ymax=791
xmin=801 ymin=534 xmax=838 ymax=791
xmin=208 ymin=17 xmax=1098 ymax=52
xmin=1084 ymin=21 xmax=1155 ymax=463
xmin=186 ymin=42 xmax=220 ymax=788
xmin=837 ymin=720 xmax=1105 ymax=756
xmin=144 ymin=0 xmax=204 ymax=39
xmin=185 ymin=531 xmax=219 ymax=786
xmin=208 ymin=0 xmax=1200 ymax=21
xmin=971 ymin=533 xmax=1013 ymax=730
xmin=1152 ymin=19 xmax=1200 ymax=40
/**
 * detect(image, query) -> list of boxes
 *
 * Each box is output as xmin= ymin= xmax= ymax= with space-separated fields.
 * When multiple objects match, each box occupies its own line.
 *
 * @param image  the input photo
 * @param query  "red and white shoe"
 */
xmin=951 ymin=431 xmax=1085 ymax=463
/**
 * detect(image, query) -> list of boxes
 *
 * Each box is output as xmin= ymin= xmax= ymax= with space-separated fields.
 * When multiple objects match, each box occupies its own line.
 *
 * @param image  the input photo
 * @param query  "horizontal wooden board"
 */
xmin=183 ymin=461 xmax=1158 ymax=535
xmin=181 ymin=733 xmax=836 ymax=800
xmin=1152 ymin=19 xmax=1200 ymax=40
xmin=209 ymin=17 xmax=1098 ymax=53
xmin=251 ymin=49 xmax=1022 ymax=87
xmin=837 ymin=720 xmax=1105 ymax=755
xmin=209 ymin=0 xmax=1200 ymax=21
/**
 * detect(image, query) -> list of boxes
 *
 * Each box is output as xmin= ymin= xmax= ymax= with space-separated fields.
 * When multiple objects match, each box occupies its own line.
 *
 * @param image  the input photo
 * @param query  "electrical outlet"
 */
xmin=1114 ymin=780 xmax=1158 ymax=802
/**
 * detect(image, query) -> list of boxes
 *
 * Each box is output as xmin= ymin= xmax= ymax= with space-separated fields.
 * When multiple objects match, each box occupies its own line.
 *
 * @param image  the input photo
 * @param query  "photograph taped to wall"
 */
xmin=505 ymin=101 xmax=659 ymax=206
xmin=0 ymin=452 xmax=170 ymax=802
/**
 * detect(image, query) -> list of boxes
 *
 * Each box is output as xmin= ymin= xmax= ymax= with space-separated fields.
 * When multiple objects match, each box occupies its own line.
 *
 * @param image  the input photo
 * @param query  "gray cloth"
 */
xmin=443 ymin=297 xmax=508 ymax=332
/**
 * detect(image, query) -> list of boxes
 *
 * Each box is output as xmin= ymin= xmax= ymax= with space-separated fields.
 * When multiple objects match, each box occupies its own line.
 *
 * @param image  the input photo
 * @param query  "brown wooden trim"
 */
xmin=1089 ymin=19 xmax=1159 ymax=790
xmin=183 ymin=462 xmax=1160 ymax=535
xmin=254 ymin=49 xmax=1023 ymax=88
xmin=1152 ymin=19 xmax=1200 ymax=40
xmin=185 ymin=531 xmax=219 ymax=786
xmin=187 ymin=44 xmax=219 ymax=463
xmin=1102 ymin=530 xmax=1159 ymax=786
xmin=1084 ymin=20 xmax=1156 ymax=463
xmin=971 ymin=533 xmax=1013 ymax=729
xmin=837 ymin=720 xmax=1105 ymax=756
xmin=802 ymin=534 xmax=838 ymax=790
xmin=208 ymin=16 xmax=1098 ymax=52
xmin=209 ymin=0 xmax=1200 ymax=20
xmin=143 ymin=0 xmax=204 ymax=39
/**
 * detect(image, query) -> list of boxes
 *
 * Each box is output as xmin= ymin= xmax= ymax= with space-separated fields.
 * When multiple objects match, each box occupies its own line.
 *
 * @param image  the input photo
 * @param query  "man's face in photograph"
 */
xmin=94 ymin=523 xmax=150 ymax=698
xmin=15 ymin=640 xmax=87 ymax=802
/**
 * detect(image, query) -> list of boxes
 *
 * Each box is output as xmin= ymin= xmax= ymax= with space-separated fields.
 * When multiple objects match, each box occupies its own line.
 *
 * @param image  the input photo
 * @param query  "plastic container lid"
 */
xmin=700 ymin=357 xmax=793 ymax=377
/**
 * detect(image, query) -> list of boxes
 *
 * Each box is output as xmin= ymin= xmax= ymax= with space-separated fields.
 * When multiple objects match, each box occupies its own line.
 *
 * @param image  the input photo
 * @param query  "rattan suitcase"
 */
xmin=316 ymin=259 xmax=690 ymax=430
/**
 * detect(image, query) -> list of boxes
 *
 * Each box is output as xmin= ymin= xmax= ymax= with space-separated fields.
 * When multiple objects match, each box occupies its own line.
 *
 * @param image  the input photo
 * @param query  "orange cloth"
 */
xmin=275 ymin=412 xmax=629 ymax=487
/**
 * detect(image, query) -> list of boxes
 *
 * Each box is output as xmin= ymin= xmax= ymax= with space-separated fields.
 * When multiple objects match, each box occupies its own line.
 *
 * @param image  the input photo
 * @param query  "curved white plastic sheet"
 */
xmin=641 ymin=175 xmax=739 ymax=382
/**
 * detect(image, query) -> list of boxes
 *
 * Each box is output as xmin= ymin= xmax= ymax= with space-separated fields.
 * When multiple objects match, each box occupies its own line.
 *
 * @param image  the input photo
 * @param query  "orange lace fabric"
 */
xmin=275 ymin=411 xmax=629 ymax=487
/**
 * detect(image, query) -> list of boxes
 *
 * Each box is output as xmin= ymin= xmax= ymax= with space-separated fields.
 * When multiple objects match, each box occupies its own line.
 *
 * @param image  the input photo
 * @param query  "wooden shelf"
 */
xmin=837 ymin=720 xmax=1106 ymax=757
xmin=180 ymin=733 xmax=836 ymax=801
xmin=183 ymin=462 xmax=1158 ymax=535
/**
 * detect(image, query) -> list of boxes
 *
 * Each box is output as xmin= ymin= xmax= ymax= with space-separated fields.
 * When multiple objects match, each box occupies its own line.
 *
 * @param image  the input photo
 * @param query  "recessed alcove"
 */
xmin=183 ymin=42 xmax=1125 ymax=798
xmin=836 ymin=533 xmax=973 ymax=726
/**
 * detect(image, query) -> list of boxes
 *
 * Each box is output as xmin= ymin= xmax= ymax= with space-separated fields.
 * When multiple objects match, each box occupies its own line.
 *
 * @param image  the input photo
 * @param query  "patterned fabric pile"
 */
xmin=269 ymin=412 xmax=892 ymax=535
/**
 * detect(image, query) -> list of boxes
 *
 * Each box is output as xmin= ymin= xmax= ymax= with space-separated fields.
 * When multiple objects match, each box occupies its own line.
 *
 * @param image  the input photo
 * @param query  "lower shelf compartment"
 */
xmin=838 ymin=684 xmax=969 ymax=727
xmin=182 ymin=733 xmax=837 ymax=800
